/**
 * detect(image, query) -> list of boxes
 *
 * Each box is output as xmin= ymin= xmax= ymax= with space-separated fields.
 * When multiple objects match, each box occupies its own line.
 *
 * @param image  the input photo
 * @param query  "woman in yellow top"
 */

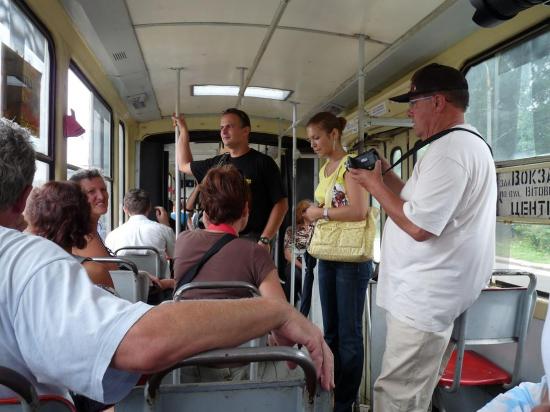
xmin=304 ymin=111 xmax=372 ymax=412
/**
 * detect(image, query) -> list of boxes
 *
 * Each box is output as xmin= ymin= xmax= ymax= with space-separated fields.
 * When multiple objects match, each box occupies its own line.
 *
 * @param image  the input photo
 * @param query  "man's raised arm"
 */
xmin=173 ymin=114 xmax=194 ymax=176
xmin=112 ymin=297 xmax=334 ymax=390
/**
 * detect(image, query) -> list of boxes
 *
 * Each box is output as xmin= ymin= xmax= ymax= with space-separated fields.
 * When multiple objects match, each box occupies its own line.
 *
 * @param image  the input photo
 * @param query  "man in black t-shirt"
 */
xmin=173 ymin=108 xmax=288 ymax=248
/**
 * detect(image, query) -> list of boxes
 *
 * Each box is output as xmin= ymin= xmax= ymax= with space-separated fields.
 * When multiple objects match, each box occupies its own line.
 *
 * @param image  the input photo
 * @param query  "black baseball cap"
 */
xmin=389 ymin=63 xmax=468 ymax=103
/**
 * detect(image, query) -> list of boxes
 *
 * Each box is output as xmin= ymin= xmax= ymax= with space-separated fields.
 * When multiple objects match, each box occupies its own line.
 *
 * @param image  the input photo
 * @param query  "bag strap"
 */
xmin=174 ymin=233 xmax=236 ymax=292
xmin=217 ymin=152 xmax=230 ymax=167
xmin=323 ymin=155 xmax=349 ymax=208
xmin=383 ymin=127 xmax=493 ymax=175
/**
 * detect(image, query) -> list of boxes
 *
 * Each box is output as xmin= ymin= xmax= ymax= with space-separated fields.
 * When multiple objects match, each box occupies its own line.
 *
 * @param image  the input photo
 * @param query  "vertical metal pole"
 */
xmin=277 ymin=118 xmax=283 ymax=168
xmin=237 ymin=67 xmax=247 ymax=109
xmin=171 ymin=68 xmax=184 ymax=385
xmin=357 ymin=34 xmax=366 ymax=153
xmin=174 ymin=68 xmax=183 ymax=236
xmin=273 ymin=118 xmax=283 ymax=267
xmin=290 ymin=102 xmax=298 ymax=307
xmin=356 ymin=37 xmax=366 ymax=411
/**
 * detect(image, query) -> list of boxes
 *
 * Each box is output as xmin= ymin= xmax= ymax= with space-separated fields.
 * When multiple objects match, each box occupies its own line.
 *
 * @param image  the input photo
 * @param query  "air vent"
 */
xmin=128 ymin=93 xmax=147 ymax=109
xmin=112 ymin=51 xmax=127 ymax=61
xmin=322 ymin=103 xmax=345 ymax=116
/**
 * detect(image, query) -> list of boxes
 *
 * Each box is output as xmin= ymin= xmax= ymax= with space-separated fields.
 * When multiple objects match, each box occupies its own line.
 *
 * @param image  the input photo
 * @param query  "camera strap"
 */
xmin=382 ymin=127 xmax=492 ymax=175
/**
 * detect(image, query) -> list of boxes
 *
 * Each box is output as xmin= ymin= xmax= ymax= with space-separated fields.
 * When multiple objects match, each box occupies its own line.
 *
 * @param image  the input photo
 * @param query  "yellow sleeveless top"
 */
xmin=314 ymin=155 xmax=351 ymax=208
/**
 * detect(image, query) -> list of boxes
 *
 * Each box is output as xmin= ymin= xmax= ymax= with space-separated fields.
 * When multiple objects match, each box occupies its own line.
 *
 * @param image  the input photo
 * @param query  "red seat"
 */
xmin=0 ymin=395 xmax=77 ymax=411
xmin=439 ymin=350 xmax=511 ymax=387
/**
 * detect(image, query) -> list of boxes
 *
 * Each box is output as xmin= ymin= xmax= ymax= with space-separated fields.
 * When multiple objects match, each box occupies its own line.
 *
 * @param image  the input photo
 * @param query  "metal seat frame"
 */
xmin=88 ymin=256 xmax=149 ymax=303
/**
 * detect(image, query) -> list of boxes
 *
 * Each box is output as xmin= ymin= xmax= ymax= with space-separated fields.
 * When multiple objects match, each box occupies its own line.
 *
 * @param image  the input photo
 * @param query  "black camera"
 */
xmin=346 ymin=149 xmax=380 ymax=171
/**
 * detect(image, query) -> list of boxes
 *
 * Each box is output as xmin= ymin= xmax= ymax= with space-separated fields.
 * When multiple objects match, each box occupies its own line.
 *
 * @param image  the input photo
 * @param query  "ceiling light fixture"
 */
xmin=192 ymin=85 xmax=292 ymax=101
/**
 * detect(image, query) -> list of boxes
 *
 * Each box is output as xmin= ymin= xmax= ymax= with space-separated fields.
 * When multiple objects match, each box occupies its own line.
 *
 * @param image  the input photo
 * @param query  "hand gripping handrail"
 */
xmin=0 ymin=366 xmax=40 ymax=411
xmin=144 ymin=346 xmax=318 ymax=405
xmin=173 ymin=281 xmax=261 ymax=301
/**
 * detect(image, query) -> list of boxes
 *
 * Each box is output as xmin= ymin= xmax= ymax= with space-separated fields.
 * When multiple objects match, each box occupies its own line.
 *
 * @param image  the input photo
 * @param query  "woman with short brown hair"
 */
xmin=25 ymin=181 xmax=114 ymax=289
xmin=173 ymin=164 xmax=285 ymax=301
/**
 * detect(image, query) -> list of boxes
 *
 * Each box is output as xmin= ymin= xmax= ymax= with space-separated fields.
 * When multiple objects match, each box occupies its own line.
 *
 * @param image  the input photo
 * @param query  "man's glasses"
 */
xmin=409 ymin=95 xmax=433 ymax=108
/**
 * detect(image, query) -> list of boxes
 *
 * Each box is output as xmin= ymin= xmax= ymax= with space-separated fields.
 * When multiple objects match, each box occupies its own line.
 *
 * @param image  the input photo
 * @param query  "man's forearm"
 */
xmin=261 ymin=198 xmax=288 ymax=240
xmin=113 ymin=298 xmax=290 ymax=373
xmin=176 ymin=128 xmax=194 ymax=175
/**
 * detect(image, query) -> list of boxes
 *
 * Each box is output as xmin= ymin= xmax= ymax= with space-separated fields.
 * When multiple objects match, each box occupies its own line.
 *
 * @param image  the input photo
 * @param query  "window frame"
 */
xmin=461 ymin=20 xmax=550 ymax=295
xmin=461 ymin=19 xmax=550 ymax=168
xmin=118 ymin=120 xmax=126 ymax=225
xmin=67 ymin=61 xmax=114 ymax=229
xmin=67 ymin=61 xmax=114 ymax=177
xmin=390 ymin=146 xmax=404 ymax=179
xmin=12 ymin=0 xmax=56 ymax=180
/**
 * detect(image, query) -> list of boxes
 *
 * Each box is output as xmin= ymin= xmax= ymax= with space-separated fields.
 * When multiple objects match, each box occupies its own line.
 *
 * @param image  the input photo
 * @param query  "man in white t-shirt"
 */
xmin=0 ymin=118 xmax=334 ymax=405
xmin=106 ymin=188 xmax=175 ymax=275
xmin=350 ymin=63 xmax=496 ymax=411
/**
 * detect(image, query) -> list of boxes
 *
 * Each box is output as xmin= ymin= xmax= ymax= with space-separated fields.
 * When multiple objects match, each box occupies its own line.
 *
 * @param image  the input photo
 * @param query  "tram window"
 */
xmin=464 ymin=28 xmax=550 ymax=162
xmin=390 ymin=147 xmax=403 ymax=179
xmin=67 ymin=65 xmax=113 ymax=232
xmin=465 ymin=27 xmax=550 ymax=293
xmin=67 ymin=67 xmax=112 ymax=176
xmin=0 ymin=0 xmax=53 ymax=158
xmin=495 ymin=223 xmax=550 ymax=293
xmin=32 ymin=160 xmax=49 ymax=188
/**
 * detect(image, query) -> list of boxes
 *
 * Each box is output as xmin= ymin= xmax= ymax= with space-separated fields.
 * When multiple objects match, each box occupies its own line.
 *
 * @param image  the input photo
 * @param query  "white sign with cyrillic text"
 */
xmin=497 ymin=166 xmax=550 ymax=220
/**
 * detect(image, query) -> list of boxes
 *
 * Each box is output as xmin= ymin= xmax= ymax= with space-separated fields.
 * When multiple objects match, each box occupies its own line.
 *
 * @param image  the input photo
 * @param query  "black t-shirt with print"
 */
xmin=190 ymin=149 xmax=287 ymax=235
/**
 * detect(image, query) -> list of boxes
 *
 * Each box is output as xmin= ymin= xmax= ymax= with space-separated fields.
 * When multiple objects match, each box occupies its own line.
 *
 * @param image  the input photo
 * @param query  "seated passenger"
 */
xmin=25 ymin=180 xmax=115 ymax=292
xmin=173 ymin=164 xmax=286 ymax=302
xmin=70 ymin=170 xmax=173 ymax=292
xmin=0 ymin=118 xmax=333 ymax=404
xmin=283 ymin=199 xmax=316 ymax=311
xmin=106 ymin=188 xmax=175 ymax=276
xmin=69 ymin=168 xmax=113 ymax=263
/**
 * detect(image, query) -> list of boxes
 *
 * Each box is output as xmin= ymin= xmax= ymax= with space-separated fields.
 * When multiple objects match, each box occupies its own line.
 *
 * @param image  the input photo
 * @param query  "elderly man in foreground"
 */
xmin=350 ymin=63 xmax=496 ymax=411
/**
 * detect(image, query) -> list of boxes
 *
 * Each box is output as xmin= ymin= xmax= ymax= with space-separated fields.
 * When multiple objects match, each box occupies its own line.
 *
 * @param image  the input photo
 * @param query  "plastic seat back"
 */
xmin=115 ymin=347 xmax=332 ymax=412
xmin=115 ymin=246 xmax=167 ymax=278
xmin=439 ymin=271 xmax=537 ymax=393
xmin=88 ymin=257 xmax=149 ymax=303
xmin=173 ymin=281 xmax=265 ymax=379
xmin=173 ymin=281 xmax=261 ymax=301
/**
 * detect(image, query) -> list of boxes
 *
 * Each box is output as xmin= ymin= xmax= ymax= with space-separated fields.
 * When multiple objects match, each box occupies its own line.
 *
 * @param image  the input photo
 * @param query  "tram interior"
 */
xmin=0 ymin=0 xmax=549 ymax=410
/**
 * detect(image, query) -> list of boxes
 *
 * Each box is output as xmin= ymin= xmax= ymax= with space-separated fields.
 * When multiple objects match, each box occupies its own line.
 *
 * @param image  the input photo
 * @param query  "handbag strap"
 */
xmin=174 ymin=233 xmax=236 ymax=292
xmin=323 ymin=155 xmax=349 ymax=208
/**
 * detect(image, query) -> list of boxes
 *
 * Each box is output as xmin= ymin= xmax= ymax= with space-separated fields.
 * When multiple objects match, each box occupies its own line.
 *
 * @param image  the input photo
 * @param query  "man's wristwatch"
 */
xmin=259 ymin=236 xmax=270 ymax=245
xmin=323 ymin=208 xmax=330 ymax=220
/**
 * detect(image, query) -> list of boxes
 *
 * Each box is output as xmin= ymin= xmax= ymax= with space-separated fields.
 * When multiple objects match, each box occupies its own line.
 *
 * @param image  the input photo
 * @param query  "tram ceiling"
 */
xmin=61 ymin=0 xmax=501 ymax=125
